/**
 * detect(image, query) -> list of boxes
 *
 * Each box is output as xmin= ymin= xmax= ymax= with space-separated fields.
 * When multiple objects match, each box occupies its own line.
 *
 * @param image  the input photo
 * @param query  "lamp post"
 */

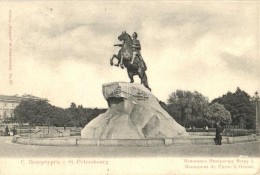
xmin=255 ymin=91 xmax=260 ymax=135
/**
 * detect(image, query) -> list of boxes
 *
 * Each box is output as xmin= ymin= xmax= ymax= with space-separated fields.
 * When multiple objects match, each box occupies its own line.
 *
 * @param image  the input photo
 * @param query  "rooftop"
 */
xmin=0 ymin=94 xmax=47 ymax=102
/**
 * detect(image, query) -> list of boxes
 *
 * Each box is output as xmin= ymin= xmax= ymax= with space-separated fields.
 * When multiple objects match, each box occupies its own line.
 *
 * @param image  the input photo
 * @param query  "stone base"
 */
xmin=13 ymin=135 xmax=258 ymax=147
xmin=81 ymin=82 xmax=188 ymax=139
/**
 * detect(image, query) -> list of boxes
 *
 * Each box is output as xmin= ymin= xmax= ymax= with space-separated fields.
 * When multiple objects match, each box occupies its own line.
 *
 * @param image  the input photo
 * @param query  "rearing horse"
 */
xmin=110 ymin=31 xmax=151 ymax=91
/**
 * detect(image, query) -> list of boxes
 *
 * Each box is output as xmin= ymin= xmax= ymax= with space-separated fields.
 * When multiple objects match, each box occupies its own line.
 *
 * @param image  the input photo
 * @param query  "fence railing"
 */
xmin=225 ymin=125 xmax=246 ymax=129
xmin=186 ymin=127 xmax=254 ymax=137
xmin=0 ymin=127 xmax=82 ymax=137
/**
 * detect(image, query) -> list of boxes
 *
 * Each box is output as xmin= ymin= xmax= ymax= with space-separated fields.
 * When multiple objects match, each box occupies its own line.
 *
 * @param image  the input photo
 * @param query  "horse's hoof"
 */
xmin=115 ymin=64 xmax=119 ymax=67
xmin=130 ymin=80 xmax=134 ymax=83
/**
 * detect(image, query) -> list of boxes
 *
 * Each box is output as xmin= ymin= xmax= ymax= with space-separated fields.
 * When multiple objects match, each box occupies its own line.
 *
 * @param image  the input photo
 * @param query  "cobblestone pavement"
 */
xmin=0 ymin=136 xmax=259 ymax=158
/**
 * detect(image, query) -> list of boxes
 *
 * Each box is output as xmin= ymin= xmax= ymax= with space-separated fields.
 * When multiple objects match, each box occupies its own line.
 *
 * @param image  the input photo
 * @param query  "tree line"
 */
xmin=161 ymin=87 xmax=255 ymax=129
xmin=10 ymin=101 xmax=106 ymax=127
xmin=7 ymin=87 xmax=256 ymax=129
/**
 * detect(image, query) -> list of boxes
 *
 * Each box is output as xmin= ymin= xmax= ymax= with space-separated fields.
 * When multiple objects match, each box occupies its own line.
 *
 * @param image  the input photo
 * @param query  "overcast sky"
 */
xmin=0 ymin=1 xmax=259 ymax=108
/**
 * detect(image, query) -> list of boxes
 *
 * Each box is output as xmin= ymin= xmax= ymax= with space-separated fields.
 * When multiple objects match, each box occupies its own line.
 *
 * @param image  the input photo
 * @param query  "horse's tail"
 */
xmin=142 ymin=72 xmax=151 ymax=91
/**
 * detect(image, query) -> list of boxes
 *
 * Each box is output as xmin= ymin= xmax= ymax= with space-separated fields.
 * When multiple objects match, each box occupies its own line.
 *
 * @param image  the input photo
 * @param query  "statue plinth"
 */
xmin=81 ymin=82 xmax=188 ymax=139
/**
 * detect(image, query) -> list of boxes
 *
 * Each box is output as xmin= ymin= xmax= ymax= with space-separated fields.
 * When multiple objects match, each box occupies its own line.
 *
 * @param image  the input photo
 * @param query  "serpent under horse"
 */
xmin=110 ymin=31 xmax=151 ymax=91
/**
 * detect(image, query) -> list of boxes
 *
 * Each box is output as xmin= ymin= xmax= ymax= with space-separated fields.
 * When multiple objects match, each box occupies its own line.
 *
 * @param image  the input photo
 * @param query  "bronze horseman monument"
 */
xmin=81 ymin=31 xmax=188 ymax=140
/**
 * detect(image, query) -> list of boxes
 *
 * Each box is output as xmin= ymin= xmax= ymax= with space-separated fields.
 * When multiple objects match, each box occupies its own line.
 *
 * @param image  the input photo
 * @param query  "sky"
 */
xmin=0 ymin=1 xmax=259 ymax=108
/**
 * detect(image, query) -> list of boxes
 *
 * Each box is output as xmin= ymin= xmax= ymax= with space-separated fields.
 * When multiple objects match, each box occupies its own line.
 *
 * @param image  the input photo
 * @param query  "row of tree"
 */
xmin=162 ymin=87 xmax=255 ymax=129
xmin=7 ymin=87 xmax=256 ymax=129
xmin=10 ymin=101 xmax=106 ymax=127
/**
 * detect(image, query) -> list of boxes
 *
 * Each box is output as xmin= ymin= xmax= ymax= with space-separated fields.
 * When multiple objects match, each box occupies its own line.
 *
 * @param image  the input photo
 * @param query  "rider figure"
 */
xmin=131 ymin=32 xmax=147 ymax=73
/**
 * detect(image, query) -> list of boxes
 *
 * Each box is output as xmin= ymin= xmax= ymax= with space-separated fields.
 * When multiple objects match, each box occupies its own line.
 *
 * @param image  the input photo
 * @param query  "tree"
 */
xmin=212 ymin=87 xmax=255 ymax=129
xmin=166 ymin=90 xmax=209 ymax=127
xmin=13 ymin=100 xmax=53 ymax=125
xmin=205 ymin=102 xmax=232 ymax=127
xmin=65 ymin=104 xmax=107 ymax=127
xmin=70 ymin=102 xmax=77 ymax=109
xmin=66 ymin=102 xmax=80 ymax=127
xmin=50 ymin=107 xmax=71 ymax=127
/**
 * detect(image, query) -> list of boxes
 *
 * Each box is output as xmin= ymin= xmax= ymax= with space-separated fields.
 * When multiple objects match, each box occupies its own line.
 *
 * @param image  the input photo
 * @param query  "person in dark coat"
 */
xmin=12 ymin=126 xmax=17 ymax=136
xmin=5 ymin=126 xmax=10 ymax=136
xmin=214 ymin=121 xmax=223 ymax=145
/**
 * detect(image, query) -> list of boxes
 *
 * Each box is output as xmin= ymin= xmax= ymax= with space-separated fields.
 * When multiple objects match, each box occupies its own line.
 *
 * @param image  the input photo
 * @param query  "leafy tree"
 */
xmin=65 ymin=103 xmax=107 ymax=127
xmin=13 ymin=100 xmax=52 ymax=125
xmin=66 ymin=102 xmax=80 ymax=126
xmin=50 ymin=107 xmax=71 ymax=127
xmin=166 ymin=90 xmax=209 ymax=127
xmin=70 ymin=102 xmax=77 ymax=109
xmin=212 ymin=87 xmax=255 ymax=129
xmin=205 ymin=102 xmax=232 ymax=127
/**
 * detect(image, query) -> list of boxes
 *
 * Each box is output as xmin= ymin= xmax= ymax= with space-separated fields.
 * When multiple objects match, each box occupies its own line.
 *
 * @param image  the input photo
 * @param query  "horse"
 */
xmin=110 ymin=31 xmax=151 ymax=91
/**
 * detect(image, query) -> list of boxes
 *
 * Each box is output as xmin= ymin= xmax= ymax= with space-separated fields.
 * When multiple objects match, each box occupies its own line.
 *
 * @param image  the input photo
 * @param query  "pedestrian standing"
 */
xmin=5 ymin=126 xmax=10 ymax=136
xmin=12 ymin=126 xmax=17 ymax=136
xmin=214 ymin=121 xmax=223 ymax=145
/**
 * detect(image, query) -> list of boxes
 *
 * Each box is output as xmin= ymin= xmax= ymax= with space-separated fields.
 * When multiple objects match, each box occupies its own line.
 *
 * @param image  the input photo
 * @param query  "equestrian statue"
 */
xmin=110 ymin=31 xmax=151 ymax=91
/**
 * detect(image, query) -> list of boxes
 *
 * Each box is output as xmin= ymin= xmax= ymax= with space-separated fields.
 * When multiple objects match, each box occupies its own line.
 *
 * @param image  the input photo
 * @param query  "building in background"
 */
xmin=0 ymin=94 xmax=47 ymax=122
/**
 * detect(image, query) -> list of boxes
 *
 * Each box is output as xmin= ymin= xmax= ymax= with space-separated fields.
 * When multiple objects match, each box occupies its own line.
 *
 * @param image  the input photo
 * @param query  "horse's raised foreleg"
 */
xmin=110 ymin=54 xmax=118 ymax=66
xmin=110 ymin=54 xmax=121 ymax=67
xmin=110 ymin=54 xmax=116 ymax=66
xmin=120 ymin=54 xmax=124 ymax=69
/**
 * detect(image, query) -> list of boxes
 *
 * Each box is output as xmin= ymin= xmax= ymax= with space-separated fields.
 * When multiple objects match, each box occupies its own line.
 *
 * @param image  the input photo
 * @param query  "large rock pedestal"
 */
xmin=81 ymin=82 xmax=188 ymax=139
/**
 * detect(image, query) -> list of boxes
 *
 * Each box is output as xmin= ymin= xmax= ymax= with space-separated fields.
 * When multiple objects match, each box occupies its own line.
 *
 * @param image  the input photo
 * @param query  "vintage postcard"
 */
xmin=0 ymin=1 xmax=259 ymax=175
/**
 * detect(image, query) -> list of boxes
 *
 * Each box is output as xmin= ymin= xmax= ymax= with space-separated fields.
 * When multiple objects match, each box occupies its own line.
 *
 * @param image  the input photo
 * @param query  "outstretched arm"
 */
xmin=114 ymin=44 xmax=123 ymax=47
